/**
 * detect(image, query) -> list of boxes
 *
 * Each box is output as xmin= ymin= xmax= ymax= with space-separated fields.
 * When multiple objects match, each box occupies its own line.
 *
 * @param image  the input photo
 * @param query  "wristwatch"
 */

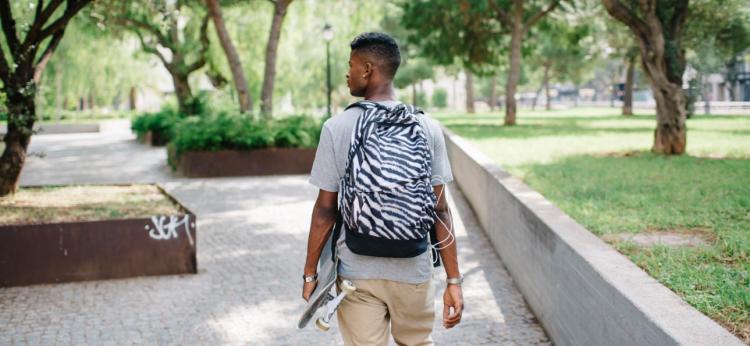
xmin=303 ymin=273 xmax=318 ymax=283
xmin=446 ymin=275 xmax=463 ymax=285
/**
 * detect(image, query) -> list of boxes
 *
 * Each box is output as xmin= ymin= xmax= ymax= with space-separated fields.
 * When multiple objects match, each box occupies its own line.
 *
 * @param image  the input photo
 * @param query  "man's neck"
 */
xmin=364 ymin=82 xmax=396 ymax=102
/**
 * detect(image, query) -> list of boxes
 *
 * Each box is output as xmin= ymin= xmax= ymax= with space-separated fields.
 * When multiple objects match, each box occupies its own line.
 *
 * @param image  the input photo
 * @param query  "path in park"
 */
xmin=2 ymin=120 xmax=549 ymax=345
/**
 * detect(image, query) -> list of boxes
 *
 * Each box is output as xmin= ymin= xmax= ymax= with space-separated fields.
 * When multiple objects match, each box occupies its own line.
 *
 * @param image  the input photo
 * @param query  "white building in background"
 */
xmin=684 ymin=51 xmax=750 ymax=102
xmin=702 ymin=59 xmax=750 ymax=102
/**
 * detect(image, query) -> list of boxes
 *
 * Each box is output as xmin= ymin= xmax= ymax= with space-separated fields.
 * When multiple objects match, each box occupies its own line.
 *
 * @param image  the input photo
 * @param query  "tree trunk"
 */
xmin=452 ymin=75 xmax=458 ymax=109
xmin=412 ymin=83 xmax=418 ymax=106
xmin=505 ymin=12 xmax=523 ymax=125
xmin=651 ymin=84 xmax=687 ymax=154
xmin=260 ymin=0 xmax=293 ymax=118
xmin=88 ymin=91 xmax=95 ymax=111
xmin=489 ymin=75 xmax=497 ymax=111
xmin=543 ymin=63 xmax=551 ymax=111
xmin=602 ymin=0 xmax=688 ymax=155
xmin=0 ymin=89 xmax=35 ymax=196
xmin=610 ymin=68 xmax=618 ymax=107
xmin=623 ymin=53 xmax=636 ymax=116
xmin=55 ymin=66 xmax=63 ymax=120
xmin=129 ymin=86 xmax=137 ymax=111
xmin=702 ymin=75 xmax=711 ymax=115
xmin=724 ymin=57 xmax=738 ymax=101
xmin=641 ymin=46 xmax=687 ymax=154
xmin=465 ymin=70 xmax=475 ymax=114
xmin=172 ymin=72 xmax=193 ymax=115
xmin=205 ymin=0 xmax=252 ymax=113
xmin=531 ymin=81 xmax=543 ymax=111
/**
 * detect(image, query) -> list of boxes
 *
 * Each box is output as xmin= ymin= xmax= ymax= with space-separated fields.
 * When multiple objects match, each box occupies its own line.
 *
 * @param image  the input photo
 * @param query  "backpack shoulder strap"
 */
xmin=345 ymin=100 xmax=376 ymax=111
xmin=345 ymin=100 xmax=401 ymax=112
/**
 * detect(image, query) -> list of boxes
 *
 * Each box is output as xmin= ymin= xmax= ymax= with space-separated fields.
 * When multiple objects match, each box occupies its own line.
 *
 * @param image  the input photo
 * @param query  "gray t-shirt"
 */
xmin=308 ymin=100 xmax=453 ymax=284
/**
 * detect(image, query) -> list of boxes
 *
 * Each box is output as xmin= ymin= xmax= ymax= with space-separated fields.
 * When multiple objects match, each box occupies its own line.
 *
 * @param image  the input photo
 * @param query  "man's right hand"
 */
xmin=442 ymin=284 xmax=464 ymax=328
xmin=302 ymin=281 xmax=318 ymax=301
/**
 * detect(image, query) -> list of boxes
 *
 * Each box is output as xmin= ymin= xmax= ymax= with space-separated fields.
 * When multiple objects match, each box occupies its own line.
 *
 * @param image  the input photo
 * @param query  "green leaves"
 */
xmin=400 ymin=0 xmax=506 ymax=72
xmin=169 ymin=112 xmax=321 ymax=156
xmin=130 ymin=106 xmax=181 ymax=141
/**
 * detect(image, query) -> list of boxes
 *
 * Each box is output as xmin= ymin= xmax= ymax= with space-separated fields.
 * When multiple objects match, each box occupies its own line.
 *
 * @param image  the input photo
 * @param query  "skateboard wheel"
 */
xmin=316 ymin=317 xmax=331 ymax=331
xmin=341 ymin=280 xmax=356 ymax=293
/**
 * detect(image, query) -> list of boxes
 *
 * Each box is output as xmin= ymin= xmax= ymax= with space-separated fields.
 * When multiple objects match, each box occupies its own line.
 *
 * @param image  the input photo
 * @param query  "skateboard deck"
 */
xmin=298 ymin=230 xmax=355 ymax=330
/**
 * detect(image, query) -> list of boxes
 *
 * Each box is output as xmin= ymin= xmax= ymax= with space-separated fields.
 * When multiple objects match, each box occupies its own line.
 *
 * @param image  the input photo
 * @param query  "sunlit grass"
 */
xmin=437 ymin=107 xmax=750 ymax=171
xmin=436 ymin=107 xmax=750 ymax=342
xmin=0 ymin=184 xmax=184 ymax=225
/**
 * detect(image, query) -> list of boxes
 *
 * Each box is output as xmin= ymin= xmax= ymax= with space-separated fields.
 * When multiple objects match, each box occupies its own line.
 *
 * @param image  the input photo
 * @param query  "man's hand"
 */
xmin=302 ymin=281 xmax=318 ymax=301
xmin=442 ymin=284 xmax=464 ymax=328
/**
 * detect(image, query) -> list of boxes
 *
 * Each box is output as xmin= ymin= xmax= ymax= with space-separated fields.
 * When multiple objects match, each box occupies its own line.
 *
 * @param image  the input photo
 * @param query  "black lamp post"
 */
xmin=323 ymin=23 xmax=334 ymax=118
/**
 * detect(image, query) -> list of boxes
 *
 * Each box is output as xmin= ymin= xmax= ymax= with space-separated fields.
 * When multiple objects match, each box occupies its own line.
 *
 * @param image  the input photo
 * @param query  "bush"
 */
xmin=415 ymin=91 xmax=429 ymax=109
xmin=184 ymin=91 xmax=211 ymax=117
xmin=131 ymin=106 xmax=182 ymax=141
xmin=432 ymin=88 xmax=448 ymax=109
xmin=170 ymin=113 xmax=321 ymax=157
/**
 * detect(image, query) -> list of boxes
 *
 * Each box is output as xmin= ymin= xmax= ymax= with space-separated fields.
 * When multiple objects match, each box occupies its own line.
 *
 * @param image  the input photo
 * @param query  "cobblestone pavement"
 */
xmin=1 ymin=122 xmax=550 ymax=345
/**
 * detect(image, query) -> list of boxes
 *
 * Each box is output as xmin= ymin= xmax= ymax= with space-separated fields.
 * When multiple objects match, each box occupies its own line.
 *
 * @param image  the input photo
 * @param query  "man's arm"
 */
xmin=434 ymin=184 xmax=463 ymax=329
xmin=301 ymin=189 xmax=338 ymax=301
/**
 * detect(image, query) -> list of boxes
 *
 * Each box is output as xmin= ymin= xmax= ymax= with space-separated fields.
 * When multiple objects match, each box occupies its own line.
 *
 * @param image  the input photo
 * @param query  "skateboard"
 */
xmin=297 ymin=231 xmax=356 ymax=331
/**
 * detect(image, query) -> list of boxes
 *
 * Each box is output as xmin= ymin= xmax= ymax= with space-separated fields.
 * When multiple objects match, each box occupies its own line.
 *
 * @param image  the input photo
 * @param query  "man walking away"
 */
xmin=302 ymin=32 xmax=463 ymax=346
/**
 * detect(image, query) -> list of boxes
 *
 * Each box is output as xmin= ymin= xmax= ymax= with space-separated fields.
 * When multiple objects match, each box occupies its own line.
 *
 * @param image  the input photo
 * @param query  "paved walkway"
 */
xmin=1 ymin=121 xmax=549 ymax=345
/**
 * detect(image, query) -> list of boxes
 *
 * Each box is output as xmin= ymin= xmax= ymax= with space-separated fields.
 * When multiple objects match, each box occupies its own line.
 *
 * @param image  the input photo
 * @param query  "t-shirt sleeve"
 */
xmin=428 ymin=119 xmax=454 ymax=186
xmin=309 ymin=126 xmax=339 ymax=192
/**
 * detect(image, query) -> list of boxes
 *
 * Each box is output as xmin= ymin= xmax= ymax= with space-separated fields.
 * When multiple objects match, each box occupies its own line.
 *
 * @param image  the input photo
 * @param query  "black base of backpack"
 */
xmin=330 ymin=212 xmax=442 ymax=267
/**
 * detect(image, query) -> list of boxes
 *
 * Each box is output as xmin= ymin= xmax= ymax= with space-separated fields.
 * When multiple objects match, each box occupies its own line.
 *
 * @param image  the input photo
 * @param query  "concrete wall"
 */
xmin=443 ymin=128 xmax=743 ymax=346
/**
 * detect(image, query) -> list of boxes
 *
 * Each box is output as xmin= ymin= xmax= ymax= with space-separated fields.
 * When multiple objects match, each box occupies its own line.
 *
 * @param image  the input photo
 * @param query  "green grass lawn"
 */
xmin=437 ymin=107 xmax=750 ymax=342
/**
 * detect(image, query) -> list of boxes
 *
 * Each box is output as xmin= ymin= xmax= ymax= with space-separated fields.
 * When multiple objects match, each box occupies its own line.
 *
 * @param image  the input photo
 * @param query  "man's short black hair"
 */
xmin=350 ymin=32 xmax=401 ymax=78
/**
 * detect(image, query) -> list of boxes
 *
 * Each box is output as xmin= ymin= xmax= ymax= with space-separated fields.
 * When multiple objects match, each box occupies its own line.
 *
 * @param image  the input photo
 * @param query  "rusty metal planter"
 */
xmin=137 ymin=130 xmax=169 ymax=146
xmin=0 ymin=185 xmax=196 ymax=287
xmin=169 ymin=147 xmax=316 ymax=177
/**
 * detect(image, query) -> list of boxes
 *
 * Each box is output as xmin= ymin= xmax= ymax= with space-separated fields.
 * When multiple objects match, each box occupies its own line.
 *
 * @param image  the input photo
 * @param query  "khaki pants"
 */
xmin=336 ymin=278 xmax=435 ymax=346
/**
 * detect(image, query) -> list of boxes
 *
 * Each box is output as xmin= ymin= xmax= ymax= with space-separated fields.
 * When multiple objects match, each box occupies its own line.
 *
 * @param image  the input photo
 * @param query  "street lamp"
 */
xmin=323 ymin=23 xmax=334 ymax=118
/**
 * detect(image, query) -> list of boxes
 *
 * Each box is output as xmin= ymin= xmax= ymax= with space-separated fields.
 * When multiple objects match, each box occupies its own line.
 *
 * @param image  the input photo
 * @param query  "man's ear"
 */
xmin=363 ymin=62 xmax=373 ymax=79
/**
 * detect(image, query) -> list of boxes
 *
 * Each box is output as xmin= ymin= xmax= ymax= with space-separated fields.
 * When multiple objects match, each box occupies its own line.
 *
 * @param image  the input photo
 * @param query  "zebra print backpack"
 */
xmin=337 ymin=101 xmax=438 ymax=258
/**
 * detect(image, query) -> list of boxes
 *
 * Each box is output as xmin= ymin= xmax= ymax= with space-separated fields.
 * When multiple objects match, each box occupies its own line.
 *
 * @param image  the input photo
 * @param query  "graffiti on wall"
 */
xmin=146 ymin=215 xmax=194 ymax=246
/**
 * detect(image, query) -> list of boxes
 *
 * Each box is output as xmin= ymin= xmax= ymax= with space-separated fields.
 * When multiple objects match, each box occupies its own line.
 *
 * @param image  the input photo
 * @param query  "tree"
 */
xmin=527 ymin=14 xmax=590 ymax=111
xmin=393 ymin=58 xmax=434 ymax=107
xmin=0 ymin=0 xmax=92 ymax=196
xmin=95 ymin=0 xmax=211 ymax=115
xmin=602 ymin=0 xmax=690 ymax=154
xmin=36 ymin=16 xmax=156 ymax=116
xmin=465 ymin=69 xmax=476 ymax=113
xmin=488 ymin=74 xmax=498 ymax=111
xmin=381 ymin=3 xmax=436 ymax=109
xmin=621 ymin=48 xmax=638 ymax=115
xmin=401 ymin=0 xmax=506 ymax=81
xmin=401 ymin=0 xmax=561 ymax=125
xmin=684 ymin=0 xmax=750 ymax=102
xmin=601 ymin=7 xmax=640 ymax=116
xmin=260 ymin=0 xmax=293 ymax=118
xmin=205 ymin=0 xmax=252 ymax=113
xmin=487 ymin=0 xmax=560 ymax=124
